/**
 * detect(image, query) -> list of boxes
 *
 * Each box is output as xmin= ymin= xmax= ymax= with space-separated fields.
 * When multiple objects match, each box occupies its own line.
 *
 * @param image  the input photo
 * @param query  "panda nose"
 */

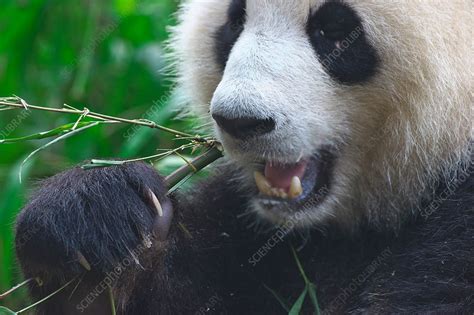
xmin=212 ymin=114 xmax=276 ymax=140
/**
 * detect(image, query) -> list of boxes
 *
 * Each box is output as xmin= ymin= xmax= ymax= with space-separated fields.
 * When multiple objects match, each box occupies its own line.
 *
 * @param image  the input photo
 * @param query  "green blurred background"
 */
xmin=0 ymin=0 xmax=199 ymax=310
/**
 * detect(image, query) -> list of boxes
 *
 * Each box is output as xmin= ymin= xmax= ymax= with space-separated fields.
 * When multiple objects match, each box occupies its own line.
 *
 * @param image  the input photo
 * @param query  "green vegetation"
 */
xmin=0 ymin=0 xmax=192 ymax=309
xmin=0 ymin=2 xmax=320 ymax=313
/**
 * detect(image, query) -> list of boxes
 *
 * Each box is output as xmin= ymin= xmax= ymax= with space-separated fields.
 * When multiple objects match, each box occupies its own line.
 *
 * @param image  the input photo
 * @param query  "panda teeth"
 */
xmin=289 ymin=176 xmax=303 ymax=199
xmin=296 ymin=150 xmax=304 ymax=163
xmin=271 ymin=187 xmax=288 ymax=199
xmin=254 ymin=171 xmax=273 ymax=196
xmin=253 ymin=172 xmax=303 ymax=199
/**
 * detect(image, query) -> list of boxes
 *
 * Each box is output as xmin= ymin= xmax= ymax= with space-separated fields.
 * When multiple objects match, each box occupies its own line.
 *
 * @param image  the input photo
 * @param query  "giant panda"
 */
xmin=14 ymin=0 xmax=473 ymax=314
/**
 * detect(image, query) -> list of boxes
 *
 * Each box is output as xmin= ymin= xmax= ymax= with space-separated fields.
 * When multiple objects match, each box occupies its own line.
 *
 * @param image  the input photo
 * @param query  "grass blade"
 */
xmin=307 ymin=283 xmax=321 ymax=315
xmin=288 ymin=286 xmax=308 ymax=315
xmin=108 ymin=286 xmax=116 ymax=315
xmin=291 ymin=245 xmax=321 ymax=314
xmin=291 ymin=246 xmax=309 ymax=284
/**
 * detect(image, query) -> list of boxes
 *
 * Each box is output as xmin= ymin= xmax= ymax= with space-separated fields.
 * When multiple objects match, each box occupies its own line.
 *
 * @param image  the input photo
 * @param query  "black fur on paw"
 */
xmin=15 ymin=162 xmax=173 ymax=281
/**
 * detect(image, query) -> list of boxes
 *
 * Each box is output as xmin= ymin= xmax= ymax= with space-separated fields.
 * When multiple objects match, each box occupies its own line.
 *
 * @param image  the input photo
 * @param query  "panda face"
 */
xmin=173 ymin=0 xmax=472 ymax=229
xmin=208 ymin=0 xmax=380 ymax=225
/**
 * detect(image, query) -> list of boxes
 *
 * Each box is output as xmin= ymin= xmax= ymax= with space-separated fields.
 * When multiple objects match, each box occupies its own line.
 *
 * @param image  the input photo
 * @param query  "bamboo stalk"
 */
xmin=164 ymin=145 xmax=223 ymax=189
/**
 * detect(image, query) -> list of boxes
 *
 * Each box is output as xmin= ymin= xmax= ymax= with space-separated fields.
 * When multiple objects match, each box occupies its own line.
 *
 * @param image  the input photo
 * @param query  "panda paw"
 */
xmin=15 ymin=162 xmax=173 ymax=281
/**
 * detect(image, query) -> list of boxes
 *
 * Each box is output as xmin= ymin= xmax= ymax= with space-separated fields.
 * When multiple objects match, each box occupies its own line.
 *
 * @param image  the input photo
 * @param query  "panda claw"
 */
xmin=77 ymin=251 xmax=91 ymax=271
xmin=147 ymin=188 xmax=164 ymax=217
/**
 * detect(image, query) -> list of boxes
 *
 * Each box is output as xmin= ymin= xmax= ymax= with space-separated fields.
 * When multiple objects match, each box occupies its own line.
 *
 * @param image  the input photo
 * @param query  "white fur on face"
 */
xmin=211 ymin=3 xmax=345 ymax=165
xmin=171 ymin=0 xmax=473 ymax=231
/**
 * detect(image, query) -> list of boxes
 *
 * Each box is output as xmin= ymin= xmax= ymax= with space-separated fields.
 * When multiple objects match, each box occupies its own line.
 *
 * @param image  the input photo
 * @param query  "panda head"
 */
xmin=172 ymin=0 xmax=472 ymax=231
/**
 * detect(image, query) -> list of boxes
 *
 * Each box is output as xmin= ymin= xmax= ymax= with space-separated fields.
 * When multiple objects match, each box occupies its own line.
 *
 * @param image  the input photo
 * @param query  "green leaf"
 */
xmin=0 ymin=122 xmax=96 ymax=144
xmin=19 ymin=121 xmax=114 ymax=182
xmin=0 ymin=306 xmax=17 ymax=315
xmin=291 ymin=246 xmax=310 ymax=284
xmin=288 ymin=286 xmax=308 ymax=315
xmin=290 ymin=245 xmax=322 ymax=314
xmin=108 ymin=286 xmax=116 ymax=315
xmin=307 ymin=283 xmax=321 ymax=315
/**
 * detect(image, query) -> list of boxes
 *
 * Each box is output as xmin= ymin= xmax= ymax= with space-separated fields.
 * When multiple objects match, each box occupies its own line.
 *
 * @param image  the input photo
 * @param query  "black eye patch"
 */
xmin=307 ymin=0 xmax=379 ymax=84
xmin=214 ymin=0 xmax=247 ymax=69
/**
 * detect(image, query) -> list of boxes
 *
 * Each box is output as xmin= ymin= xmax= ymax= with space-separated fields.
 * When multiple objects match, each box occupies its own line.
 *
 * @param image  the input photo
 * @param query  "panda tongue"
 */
xmin=264 ymin=160 xmax=308 ymax=190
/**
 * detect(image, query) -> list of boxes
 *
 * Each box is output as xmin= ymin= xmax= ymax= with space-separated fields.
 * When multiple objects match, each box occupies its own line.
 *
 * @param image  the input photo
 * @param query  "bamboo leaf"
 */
xmin=19 ymin=121 xmax=115 ymax=182
xmin=0 ymin=306 xmax=17 ymax=315
xmin=288 ymin=286 xmax=308 ymax=315
xmin=0 ymin=122 xmax=96 ymax=144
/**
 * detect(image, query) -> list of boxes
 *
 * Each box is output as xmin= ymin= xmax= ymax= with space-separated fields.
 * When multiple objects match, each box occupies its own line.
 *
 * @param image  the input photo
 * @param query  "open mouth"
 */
xmin=253 ymin=149 xmax=335 ymax=211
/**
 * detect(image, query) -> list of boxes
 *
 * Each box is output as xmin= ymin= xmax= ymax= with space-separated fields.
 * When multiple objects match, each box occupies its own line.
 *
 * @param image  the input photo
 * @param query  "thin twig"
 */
xmin=173 ymin=151 xmax=198 ymax=172
xmin=0 ymin=278 xmax=35 ymax=300
xmin=16 ymin=278 xmax=77 ymax=314
xmin=81 ymin=143 xmax=197 ymax=169
xmin=0 ymin=96 xmax=208 ymax=142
